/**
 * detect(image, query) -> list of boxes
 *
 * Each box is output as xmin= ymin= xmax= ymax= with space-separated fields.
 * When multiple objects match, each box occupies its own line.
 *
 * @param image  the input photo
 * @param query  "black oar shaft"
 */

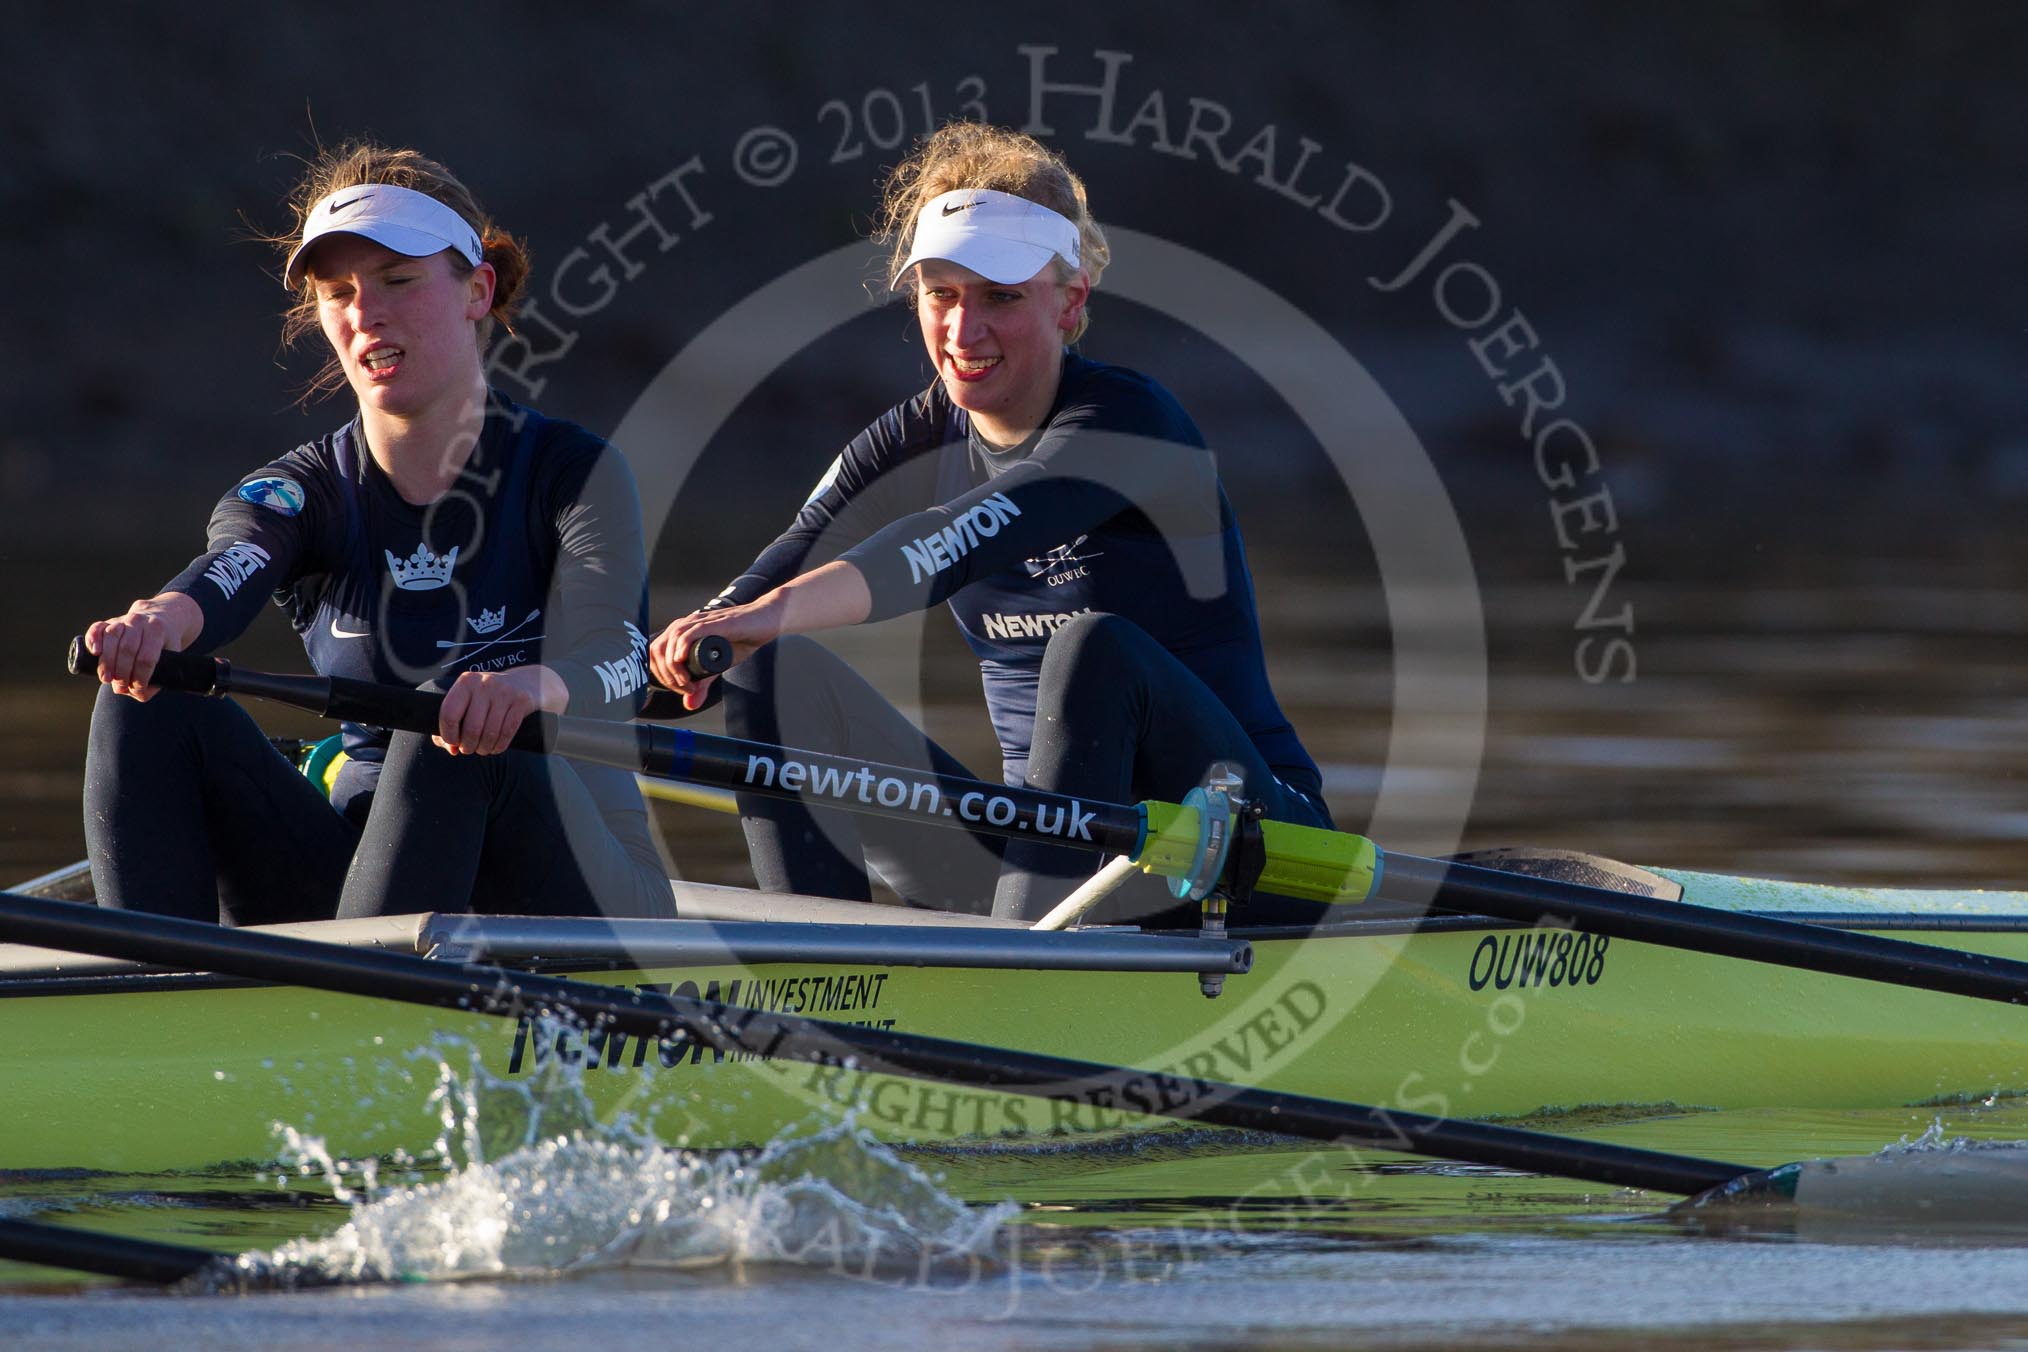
xmin=1384 ymin=853 xmax=2028 ymax=1006
xmin=72 ymin=640 xmax=2028 ymax=1010
xmin=0 ymin=891 xmax=1745 ymax=1195
xmin=0 ymin=1217 xmax=221 ymax=1284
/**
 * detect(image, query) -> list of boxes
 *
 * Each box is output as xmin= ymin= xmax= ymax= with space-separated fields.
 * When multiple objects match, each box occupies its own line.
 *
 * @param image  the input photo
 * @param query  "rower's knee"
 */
xmin=85 ymin=685 xmax=208 ymax=783
xmin=379 ymin=727 xmax=479 ymax=783
xmin=84 ymin=684 xmax=152 ymax=813
xmin=1037 ymin=612 xmax=1150 ymax=694
xmin=89 ymin=682 xmax=193 ymax=735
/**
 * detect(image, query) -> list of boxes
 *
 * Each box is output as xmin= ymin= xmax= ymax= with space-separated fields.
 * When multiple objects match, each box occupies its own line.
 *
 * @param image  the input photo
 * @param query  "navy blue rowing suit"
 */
xmin=711 ymin=351 xmax=1331 ymax=925
xmin=84 ymin=393 xmax=672 ymax=926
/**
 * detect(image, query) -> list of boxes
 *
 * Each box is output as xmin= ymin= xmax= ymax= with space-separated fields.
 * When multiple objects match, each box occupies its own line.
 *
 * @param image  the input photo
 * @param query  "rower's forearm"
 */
xmin=769 ymin=562 xmax=874 ymax=636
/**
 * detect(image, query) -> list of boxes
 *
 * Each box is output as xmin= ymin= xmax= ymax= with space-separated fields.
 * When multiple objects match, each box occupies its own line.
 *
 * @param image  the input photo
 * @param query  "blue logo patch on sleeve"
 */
xmin=237 ymin=476 xmax=305 ymax=516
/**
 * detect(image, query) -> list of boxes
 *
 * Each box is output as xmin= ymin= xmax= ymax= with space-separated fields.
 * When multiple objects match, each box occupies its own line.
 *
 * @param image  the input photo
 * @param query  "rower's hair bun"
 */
xmin=479 ymin=227 xmax=530 ymax=335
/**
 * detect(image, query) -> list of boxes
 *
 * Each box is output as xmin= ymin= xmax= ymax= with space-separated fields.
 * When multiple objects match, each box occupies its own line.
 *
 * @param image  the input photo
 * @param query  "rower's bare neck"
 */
xmin=970 ymin=366 xmax=1063 ymax=449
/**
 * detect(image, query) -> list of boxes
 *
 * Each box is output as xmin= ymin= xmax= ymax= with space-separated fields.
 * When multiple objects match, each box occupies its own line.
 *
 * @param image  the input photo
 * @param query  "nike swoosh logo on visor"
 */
xmin=328 ymin=194 xmax=371 ymax=215
xmin=940 ymin=200 xmax=978 ymax=216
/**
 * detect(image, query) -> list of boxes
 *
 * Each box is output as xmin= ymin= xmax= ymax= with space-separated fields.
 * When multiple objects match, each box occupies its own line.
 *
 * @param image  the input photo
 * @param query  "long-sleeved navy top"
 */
xmin=709 ymin=352 xmax=1320 ymax=794
xmin=164 ymin=393 xmax=651 ymax=819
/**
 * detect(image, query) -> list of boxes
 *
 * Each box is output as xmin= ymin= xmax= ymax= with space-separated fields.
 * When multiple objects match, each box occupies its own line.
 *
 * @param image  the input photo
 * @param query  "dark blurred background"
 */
xmin=6 ymin=2 xmax=2026 ymax=889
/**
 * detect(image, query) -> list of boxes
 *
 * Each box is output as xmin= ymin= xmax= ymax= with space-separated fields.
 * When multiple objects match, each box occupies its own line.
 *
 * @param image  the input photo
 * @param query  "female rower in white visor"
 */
xmin=657 ymin=124 xmax=1338 ymax=932
xmin=81 ymin=142 xmax=671 ymax=926
xmin=651 ymin=122 xmax=1330 ymax=927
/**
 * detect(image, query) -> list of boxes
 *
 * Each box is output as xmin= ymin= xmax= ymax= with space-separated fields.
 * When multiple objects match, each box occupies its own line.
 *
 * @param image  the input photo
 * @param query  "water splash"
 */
xmin=1883 ymin=1118 xmax=2019 ymax=1156
xmin=229 ymin=1122 xmax=1010 ymax=1287
xmin=217 ymin=1017 xmax=1011 ymax=1288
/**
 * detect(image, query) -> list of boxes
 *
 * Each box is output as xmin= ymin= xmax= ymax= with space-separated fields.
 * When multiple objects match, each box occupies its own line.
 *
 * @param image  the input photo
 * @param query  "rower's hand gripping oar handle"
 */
xmin=65 ymin=633 xmax=733 ymax=706
xmin=637 ymin=635 xmax=732 ymax=720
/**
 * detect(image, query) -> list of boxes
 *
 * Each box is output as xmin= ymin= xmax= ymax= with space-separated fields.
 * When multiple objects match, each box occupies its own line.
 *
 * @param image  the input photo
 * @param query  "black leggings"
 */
xmin=721 ymin=614 xmax=1334 ymax=927
xmin=83 ymin=686 xmax=673 ymax=925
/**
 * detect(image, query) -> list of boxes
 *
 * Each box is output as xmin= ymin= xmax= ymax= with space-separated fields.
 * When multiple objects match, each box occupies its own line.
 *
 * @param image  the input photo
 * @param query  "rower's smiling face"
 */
xmin=307 ymin=233 xmax=493 ymax=418
xmin=915 ymin=258 xmax=1088 ymax=444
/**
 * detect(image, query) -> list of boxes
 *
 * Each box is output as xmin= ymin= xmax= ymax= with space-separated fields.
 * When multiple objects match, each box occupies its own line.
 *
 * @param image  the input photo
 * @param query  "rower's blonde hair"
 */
xmin=264 ymin=142 xmax=529 ymax=400
xmin=876 ymin=122 xmax=1108 ymax=342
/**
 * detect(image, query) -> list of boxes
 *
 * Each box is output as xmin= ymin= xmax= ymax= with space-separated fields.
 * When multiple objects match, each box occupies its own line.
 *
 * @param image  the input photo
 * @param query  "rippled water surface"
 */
xmin=9 ymin=1105 xmax=2028 ymax=1349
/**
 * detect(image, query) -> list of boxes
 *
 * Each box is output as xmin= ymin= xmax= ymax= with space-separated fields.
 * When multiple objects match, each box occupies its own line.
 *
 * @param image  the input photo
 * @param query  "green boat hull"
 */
xmin=5 ymin=868 xmax=2028 ymax=1173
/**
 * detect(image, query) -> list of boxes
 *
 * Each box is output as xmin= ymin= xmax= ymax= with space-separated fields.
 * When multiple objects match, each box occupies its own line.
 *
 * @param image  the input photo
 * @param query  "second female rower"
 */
xmin=651 ymin=122 xmax=1329 ymax=926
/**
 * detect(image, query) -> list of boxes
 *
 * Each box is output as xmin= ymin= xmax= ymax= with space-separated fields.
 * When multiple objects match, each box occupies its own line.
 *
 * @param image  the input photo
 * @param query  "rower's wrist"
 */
xmin=492 ymin=663 xmax=568 ymax=713
xmin=749 ymin=589 xmax=797 ymax=639
xmin=528 ymin=664 xmax=569 ymax=713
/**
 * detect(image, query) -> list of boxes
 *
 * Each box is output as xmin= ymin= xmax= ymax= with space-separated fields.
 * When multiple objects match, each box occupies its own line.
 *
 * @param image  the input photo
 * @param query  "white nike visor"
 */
xmin=891 ymin=188 xmax=1081 ymax=288
xmin=284 ymin=183 xmax=485 ymax=288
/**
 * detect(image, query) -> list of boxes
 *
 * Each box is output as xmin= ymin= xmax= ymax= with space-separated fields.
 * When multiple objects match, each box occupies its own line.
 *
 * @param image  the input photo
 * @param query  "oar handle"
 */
xmin=67 ymin=635 xmax=223 ymax=694
xmin=686 ymin=635 xmax=733 ymax=678
xmin=637 ymin=636 xmax=733 ymax=720
xmin=67 ymin=634 xmax=490 ymax=742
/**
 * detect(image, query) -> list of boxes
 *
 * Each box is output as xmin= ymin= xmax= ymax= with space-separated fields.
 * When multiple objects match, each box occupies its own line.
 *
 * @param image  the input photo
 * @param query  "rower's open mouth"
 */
xmin=362 ymin=346 xmax=405 ymax=376
xmin=947 ymin=354 xmax=999 ymax=380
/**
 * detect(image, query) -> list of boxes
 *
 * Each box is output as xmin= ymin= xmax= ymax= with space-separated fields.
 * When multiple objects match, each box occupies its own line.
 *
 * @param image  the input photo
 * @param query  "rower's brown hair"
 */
xmin=876 ymin=122 xmax=1108 ymax=342
xmin=265 ymin=142 xmax=529 ymax=399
